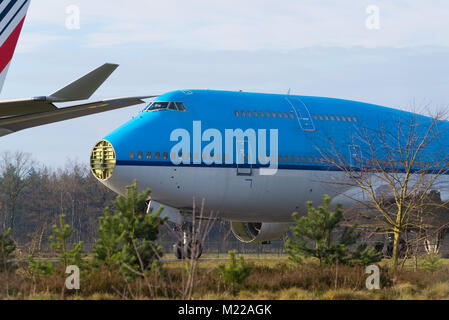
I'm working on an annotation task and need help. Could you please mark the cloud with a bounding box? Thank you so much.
[22,0,449,50]
[15,33,67,53]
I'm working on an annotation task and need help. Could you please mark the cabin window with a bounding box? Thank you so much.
[146,152,152,159]
[278,156,282,163]
[155,152,160,159]
[319,115,324,120]
[341,116,346,122]
[253,111,258,117]
[272,112,277,118]
[284,112,289,118]
[278,112,283,118]
[324,115,329,120]
[296,156,301,163]
[290,156,295,163]
[234,110,239,116]
[353,116,358,122]
[138,152,143,159]
[347,117,352,122]
[266,112,271,118]
[129,152,134,159]
[290,112,295,119]
[163,152,168,160]
[247,111,252,117]
[284,156,289,162]
[241,110,246,116]
[336,116,341,121]
[330,115,335,121]
[313,114,318,120]
[260,111,265,117]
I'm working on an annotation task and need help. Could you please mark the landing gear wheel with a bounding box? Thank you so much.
[184,239,203,260]
[378,236,407,258]
[424,230,445,255]
[173,240,185,260]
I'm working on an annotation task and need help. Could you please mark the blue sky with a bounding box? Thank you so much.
[0,0,449,167]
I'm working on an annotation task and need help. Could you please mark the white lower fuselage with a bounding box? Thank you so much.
[103,165,347,222]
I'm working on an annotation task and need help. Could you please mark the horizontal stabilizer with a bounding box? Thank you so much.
[49,63,119,102]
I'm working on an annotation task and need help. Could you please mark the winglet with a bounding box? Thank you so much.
[48,63,119,102]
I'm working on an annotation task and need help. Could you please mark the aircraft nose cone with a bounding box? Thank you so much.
[90,140,116,180]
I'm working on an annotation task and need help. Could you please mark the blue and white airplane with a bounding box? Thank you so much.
[90,89,449,255]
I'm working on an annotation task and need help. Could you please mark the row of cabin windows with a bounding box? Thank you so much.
[129,152,168,160]
[128,151,340,165]
[128,151,443,169]
[313,114,358,122]
[234,110,296,119]
[233,110,358,122]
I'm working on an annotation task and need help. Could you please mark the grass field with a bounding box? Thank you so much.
[2,253,449,300]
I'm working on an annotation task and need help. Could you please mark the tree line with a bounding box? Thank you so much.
[0,151,116,251]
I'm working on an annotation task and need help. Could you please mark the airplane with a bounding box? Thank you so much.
[0,0,154,137]
[90,89,449,259]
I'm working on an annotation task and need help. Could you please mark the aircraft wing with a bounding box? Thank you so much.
[0,96,155,137]
[0,63,158,137]
[0,63,120,118]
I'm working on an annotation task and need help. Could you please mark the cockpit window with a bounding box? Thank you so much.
[168,102,177,110]
[147,102,169,111]
[176,102,186,111]
[145,101,187,112]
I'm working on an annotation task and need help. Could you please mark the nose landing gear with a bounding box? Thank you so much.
[172,225,203,260]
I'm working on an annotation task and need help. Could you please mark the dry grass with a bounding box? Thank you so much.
[1,255,449,300]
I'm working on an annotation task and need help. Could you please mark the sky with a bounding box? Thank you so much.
[0,0,449,168]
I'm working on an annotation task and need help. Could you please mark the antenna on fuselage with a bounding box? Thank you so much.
[287,88,291,95]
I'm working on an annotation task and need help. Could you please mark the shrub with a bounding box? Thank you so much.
[49,214,84,268]
[285,194,381,266]
[0,228,16,272]
[28,257,54,278]
[421,253,444,273]
[218,250,252,295]
[93,180,166,278]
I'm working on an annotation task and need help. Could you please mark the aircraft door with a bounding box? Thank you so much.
[236,138,253,176]
[348,144,362,167]
[285,97,315,132]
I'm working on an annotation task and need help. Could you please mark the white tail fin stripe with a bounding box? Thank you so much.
[0,0,19,21]
[0,0,28,47]
[0,0,28,44]
[0,0,23,31]
[0,61,10,93]
[0,1,12,16]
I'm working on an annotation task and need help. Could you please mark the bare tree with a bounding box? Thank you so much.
[0,151,35,232]
[318,109,449,269]
[163,198,217,299]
